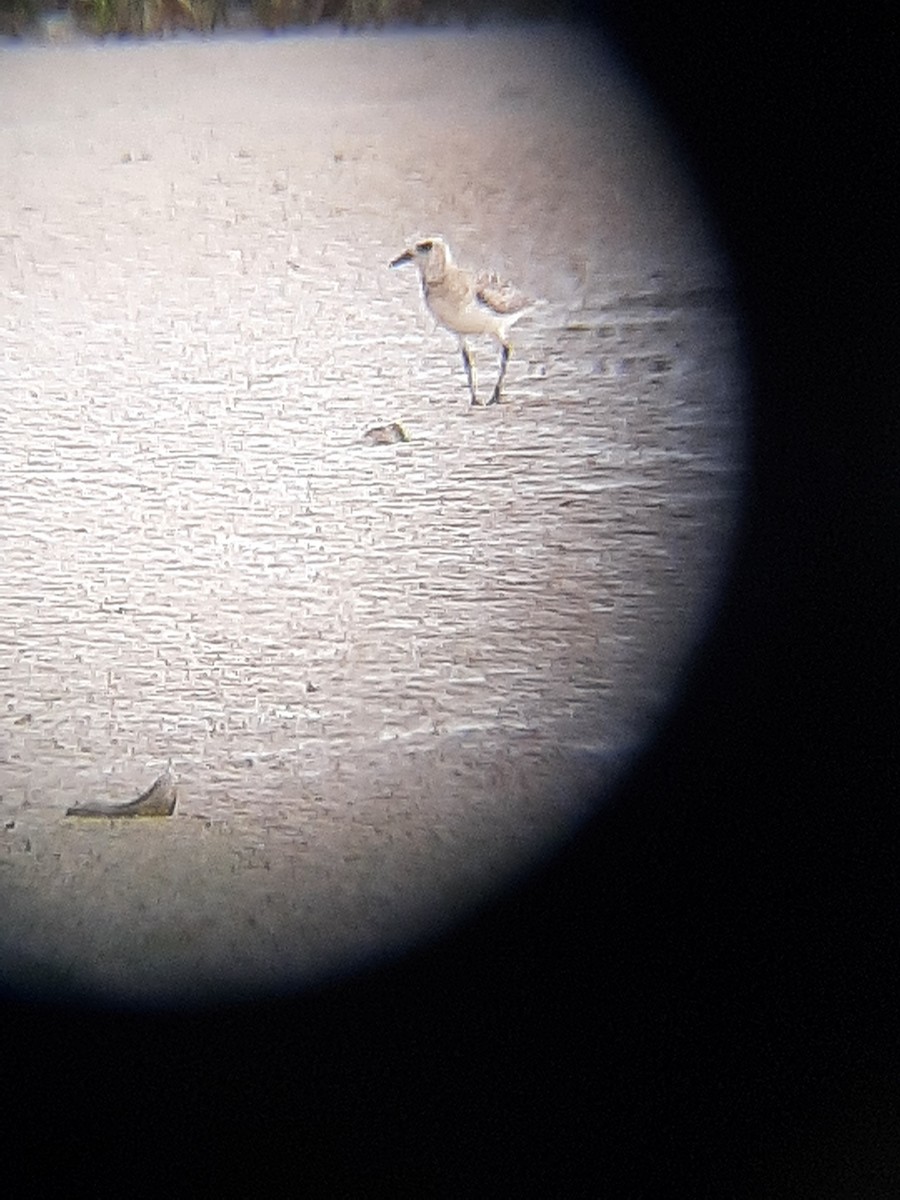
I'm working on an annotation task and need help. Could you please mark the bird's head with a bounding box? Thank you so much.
[389,236,451,280]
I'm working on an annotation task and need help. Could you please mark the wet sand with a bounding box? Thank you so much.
[0,26,744,1004]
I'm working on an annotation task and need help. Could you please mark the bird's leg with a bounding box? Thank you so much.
[461,341,480,406]
[488,342,511,406]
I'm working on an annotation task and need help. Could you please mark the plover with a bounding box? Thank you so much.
[390,236,534,406]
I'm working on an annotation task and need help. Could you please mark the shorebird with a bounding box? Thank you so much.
[390,236,534,406]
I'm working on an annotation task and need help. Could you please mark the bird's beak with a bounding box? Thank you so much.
[389,249,414,268]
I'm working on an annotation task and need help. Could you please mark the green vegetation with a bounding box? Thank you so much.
[0,0,38,37]
[68,0,226,35]
[251,0,326,31]
[2,0,538,36]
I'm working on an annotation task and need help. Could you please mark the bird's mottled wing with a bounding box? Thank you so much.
[475,272,531,316]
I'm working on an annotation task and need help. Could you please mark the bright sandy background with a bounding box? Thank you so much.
[0,26,744,1004]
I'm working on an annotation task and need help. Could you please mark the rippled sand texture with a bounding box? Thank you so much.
[0,28,744,1003]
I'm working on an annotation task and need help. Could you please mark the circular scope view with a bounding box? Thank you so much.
[0,23,745,1006]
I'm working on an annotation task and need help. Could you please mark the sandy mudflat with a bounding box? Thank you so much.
[0,26,744,1004]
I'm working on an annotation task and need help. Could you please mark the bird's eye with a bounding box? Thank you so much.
[418,240,433,252]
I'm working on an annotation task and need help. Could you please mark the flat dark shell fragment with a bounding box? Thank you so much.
[66,768,177,818]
